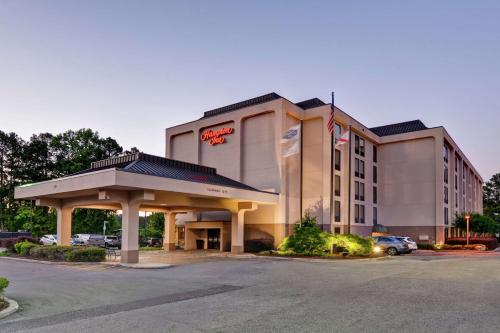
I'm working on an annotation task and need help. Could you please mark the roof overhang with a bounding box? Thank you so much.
[15,168,279,206]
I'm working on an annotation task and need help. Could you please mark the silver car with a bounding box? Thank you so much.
[87,234,106,247]
[394,236,418,252]
[373,236,410,256]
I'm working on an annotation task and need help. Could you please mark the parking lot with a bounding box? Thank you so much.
[1,253,500,333]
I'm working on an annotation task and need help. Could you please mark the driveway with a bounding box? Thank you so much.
[1,254,500,332]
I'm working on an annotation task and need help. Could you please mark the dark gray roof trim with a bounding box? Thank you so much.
[370,120,428,137]
[78,153,274,193]
[295,98,326,110]
[203,93,282,118]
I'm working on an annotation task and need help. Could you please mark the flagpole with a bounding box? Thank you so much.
[329,92,335,232]
[300,120,303,219]
[347,125,352,234]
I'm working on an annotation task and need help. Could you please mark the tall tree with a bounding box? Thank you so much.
[483,173,500,222]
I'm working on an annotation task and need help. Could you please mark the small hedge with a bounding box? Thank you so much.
[0,277,8,295]
[418,243,487,251]
[278,214,373,257]
[446,237,498,250]
[30,245,74,261]
[0,237,40,251]
[14,241,39,256]
[63,247,106,262]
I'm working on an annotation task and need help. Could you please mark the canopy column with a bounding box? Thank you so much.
[121,202,140,264]
[231,202,257,254]
[56,207,73,246]
[163,212,177,251]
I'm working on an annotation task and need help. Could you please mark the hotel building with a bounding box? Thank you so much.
[15,93,483,263]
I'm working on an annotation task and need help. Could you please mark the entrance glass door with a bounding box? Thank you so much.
[207,229,221,250]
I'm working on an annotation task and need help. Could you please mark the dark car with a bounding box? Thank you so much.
[87,234,106,247]
[373,236,411,256]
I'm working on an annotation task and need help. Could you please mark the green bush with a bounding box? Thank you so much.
[278,214,373,257]
[0,277,8,295]
[14,241,38,256]
[417,243,435,250]
[63,247,105,262]
[29,245,73,260]
[328,234,374,257]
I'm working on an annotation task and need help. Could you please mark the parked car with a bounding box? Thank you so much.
[87,234,106,247]
[373,236,410,256]
[40,234,57,245]
[0,231,32,239]
[394,236,418,252]
[104,235,120,248]
[72,234,91,245]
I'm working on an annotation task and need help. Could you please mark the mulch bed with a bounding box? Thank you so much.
[0,298,8,312]
[256,253,383,260]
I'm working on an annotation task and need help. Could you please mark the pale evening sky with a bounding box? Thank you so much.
[0,0,498,180]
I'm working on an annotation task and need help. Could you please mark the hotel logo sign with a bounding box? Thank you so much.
[200,127,234,146]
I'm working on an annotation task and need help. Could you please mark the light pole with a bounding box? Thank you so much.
[465,214,471,245]
[103,221,109,236]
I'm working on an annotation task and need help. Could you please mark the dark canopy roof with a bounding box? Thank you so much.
[75,153,270,193]
[370,120,428,137]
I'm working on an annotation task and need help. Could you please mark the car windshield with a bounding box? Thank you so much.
[106,236,117,240]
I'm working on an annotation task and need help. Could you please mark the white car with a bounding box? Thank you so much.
[40,234,57,245]
[72,234,91,245]
[395,236,418,251]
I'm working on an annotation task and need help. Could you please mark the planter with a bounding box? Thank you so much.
[0,297,19,319]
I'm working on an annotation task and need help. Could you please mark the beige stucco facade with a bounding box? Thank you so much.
[165,93,483,245]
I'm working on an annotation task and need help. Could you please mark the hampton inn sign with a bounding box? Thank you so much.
[200,127,234,145]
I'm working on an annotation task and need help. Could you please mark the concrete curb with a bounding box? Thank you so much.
[0,256,116,266]
[118,263,173,269]
[249,254,389,263]
[0,297,19,320]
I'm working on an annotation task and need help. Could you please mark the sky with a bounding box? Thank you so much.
[0,0,498,180]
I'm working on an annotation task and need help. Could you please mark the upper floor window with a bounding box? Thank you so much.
[355,204,365,224]
[444,166,448,184]
[334,149,341,171]
[444,207,449,225]
[443,145,449,163]
[355,181,365,201]
[373,166,377,183]
[373,146,377,163]
[444,186,449,204]
[373,186,377,204]
[355,135,365,157]
[355,158,365,179]
[334,123,342,141]
[335,175,341,196]
[455,175,458,190]
[373,207,378,225]
[455,156,458,172]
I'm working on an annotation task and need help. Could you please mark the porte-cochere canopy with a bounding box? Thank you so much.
[15,153,278,263]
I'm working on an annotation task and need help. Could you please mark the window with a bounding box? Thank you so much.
[334,175,341,196]
[444,186,448,204]
[334,149,341,171]
[373,166,377,183]
[444,207,449,225]
[334,227,341,234]
[455,156,458,172]
[373,146,377,163]
[355,181,359,200]
[334,201,341,222]
[355,204,365,224]
[355,159,365,179]
[373,186,377,204]
[334,123,342,141]
[373,207,378,225]
[354,135,365,157]
[355,181,365,201]
[443,145,449,163]
[455,193,458,208]
[455,175,458,190]
[444,166,448,184]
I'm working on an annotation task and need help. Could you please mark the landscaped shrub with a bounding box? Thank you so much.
[245,239,274,253]
[279,215,330,256]
[417,243,435,250]
[0,237,40,251]
[278,214,373,257]
[63,247,106,262]
[0,277,8,295]
[446,237,498,250]
[29,245,74,260]
[14,241,38,256]
[328,234,374,257]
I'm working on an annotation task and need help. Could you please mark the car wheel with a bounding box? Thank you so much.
[386,247,398,256]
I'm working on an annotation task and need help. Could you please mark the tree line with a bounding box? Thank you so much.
[0,128,139,236]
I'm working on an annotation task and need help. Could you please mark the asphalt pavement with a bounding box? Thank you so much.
[1,254,500,333]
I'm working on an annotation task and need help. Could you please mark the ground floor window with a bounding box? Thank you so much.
[373,207,378,225]
[334,201,341,222]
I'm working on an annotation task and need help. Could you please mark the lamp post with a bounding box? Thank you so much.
[103,221,109,236]
[465,214,471,245]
